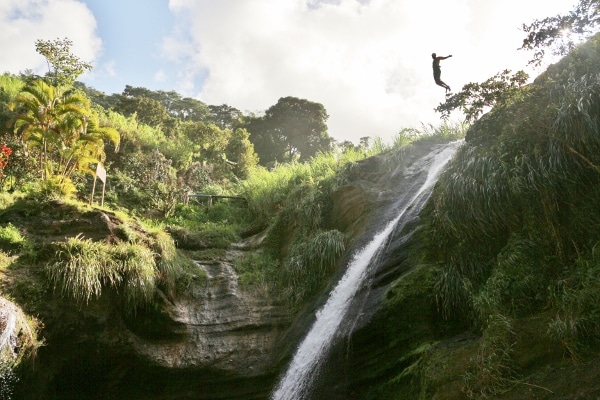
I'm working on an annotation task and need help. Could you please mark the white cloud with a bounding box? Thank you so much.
[2,0,579,145]
[154,69,168,83]
[0,0,100,77]
[166,0,579,144]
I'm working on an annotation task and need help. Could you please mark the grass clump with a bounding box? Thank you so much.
[109,243,157,309]
[463,314,516,398]
[46,237,107,304]
[45,236,158,311]
[280,229,345,305]
[233,252,279,296]
[547,242,600,357]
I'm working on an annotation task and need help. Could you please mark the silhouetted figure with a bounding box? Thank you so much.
[432,53,452,92]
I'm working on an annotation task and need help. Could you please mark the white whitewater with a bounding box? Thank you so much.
[271,141,462,400]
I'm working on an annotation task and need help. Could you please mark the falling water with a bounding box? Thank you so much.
[271,141,462,400]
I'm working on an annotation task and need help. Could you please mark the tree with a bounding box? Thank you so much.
[225,128,258,179]
[10,80,78,178]
[10,79,119,181]
[56,110,120,180]
[245,97,332,165]
[0,73,25,133]
[244,115,284,166]
[435,70,529,122]
[115,95,171,128]
[35,38,92,87]
[121,85,210,122]
[520,0,600,66]
[171,97,210,122]
[74,82,121,111]
[208,104,244,129]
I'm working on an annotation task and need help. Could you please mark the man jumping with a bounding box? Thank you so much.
[432,53,452,92]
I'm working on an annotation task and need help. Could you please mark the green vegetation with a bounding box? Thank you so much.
[424,32,600,331]
[46,237,156,308]
[355,3,600,397]
[0,223,31,255]
[0,31,467,399]
[366,30,600,400]
[2,2,599,398]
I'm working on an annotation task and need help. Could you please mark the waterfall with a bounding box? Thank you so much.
[271,141,462,400]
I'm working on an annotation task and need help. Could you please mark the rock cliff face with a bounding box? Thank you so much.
[15,236,293,399]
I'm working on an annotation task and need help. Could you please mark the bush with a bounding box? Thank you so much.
[23,176,78,200]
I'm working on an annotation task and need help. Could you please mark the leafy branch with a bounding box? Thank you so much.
[434,70,529,122]
[520,0,600,66]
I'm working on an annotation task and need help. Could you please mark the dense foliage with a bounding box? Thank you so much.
[244,96,333,165]
[402,32,600,397]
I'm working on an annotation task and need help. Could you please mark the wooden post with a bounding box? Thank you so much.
[90,175,97,205]
[91,163,107,206]
[100,179,106,207]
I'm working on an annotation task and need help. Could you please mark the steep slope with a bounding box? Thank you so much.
[311,33,600,399]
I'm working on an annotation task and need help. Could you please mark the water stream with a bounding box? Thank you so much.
[271,141,462,400]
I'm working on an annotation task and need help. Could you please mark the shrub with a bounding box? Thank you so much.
[25,176,78,200]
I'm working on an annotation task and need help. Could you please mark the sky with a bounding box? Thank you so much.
[0,0,580,145]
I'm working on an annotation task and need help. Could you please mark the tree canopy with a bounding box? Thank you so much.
[245,96,332,166]
[520,0,600,66]
[35,38,93,87]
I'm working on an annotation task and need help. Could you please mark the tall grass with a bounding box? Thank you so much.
[280,229,345,305]
[46,237,107,303]
[548,242,600,357]
[109,243,157,309]
[46,236,160,311]
[239,146,370,224]
[463,313,516,398]
[398,121,468,146]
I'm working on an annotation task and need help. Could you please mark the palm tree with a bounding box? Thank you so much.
[10,80,61,178]
[56,112,120,180]
[10,80,119,182]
